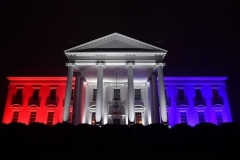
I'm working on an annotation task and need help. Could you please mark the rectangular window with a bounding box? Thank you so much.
[16,89,23,101]
[195,89,203,100]
[212,89,220,100]
[49,89,57,101]
[32,89,40,101]
[47,112,54,126]
[198,112,205,123]
[135,112,142,124]
[69,111,73,124]
[93,89,97,101]
[215,111,223,125]
[180,112,188,124]
[178,89,185,101]
[114,89,120,101]
[91,112,96,125]
[12,111,19,123]
[135,89,141,101]
[29,112,37,123]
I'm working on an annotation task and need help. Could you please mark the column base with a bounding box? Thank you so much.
[95,119,102,126]
[128,121,135,126]
[162,122,168,126]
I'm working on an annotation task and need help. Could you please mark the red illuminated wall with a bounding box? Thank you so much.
[2,77,84,125]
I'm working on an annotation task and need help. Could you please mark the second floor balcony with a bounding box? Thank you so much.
[194,97,206,107]
[11,95,23,106]
[28,98,40,106]
[46,97,58,106]
[212,97,224,106]
[177,96,188,106]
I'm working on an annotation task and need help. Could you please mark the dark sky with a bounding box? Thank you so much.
[0,0,239,122]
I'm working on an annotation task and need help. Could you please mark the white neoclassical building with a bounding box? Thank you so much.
[3,33,232,126]
[63,33,168,125]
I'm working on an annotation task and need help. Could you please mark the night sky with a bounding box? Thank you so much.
[0,0,239,122]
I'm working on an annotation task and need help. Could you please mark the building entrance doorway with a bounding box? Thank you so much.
[113,119,121,125]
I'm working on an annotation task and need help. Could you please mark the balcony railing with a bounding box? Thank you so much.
[194,98,206,107]
[28,98,40,106]
[11,96,23,106]
[177,96,188,106]
[46,97,58,106]
[212,97,224,106]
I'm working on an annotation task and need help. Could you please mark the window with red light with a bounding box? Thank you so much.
[47,112,54,126]
[12,111,19,123]
[29,111,37,124]
[49,89,57,101]
[135,112,142,124]
[16,89,23,101]
[32,89,40,101]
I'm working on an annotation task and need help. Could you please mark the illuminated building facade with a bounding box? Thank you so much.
[2,33,232,126]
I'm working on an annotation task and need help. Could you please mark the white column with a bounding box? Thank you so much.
[151,73,160,123]
[127,62,135,124]
[96,62,104,124]
[78,77,84,124]
[73,72,80,125]
[156,62,167,124]
[63,62,75,122]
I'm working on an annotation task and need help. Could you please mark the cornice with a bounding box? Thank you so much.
[7,76,228,82]
[7,77,76,81]
[65,52,165,57]
[164,77,228,81]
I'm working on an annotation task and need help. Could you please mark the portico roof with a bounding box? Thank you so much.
[64,33,167,59]
[64,33,168,83]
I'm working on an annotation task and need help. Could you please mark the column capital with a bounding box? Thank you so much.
[126,61,135,67]
[66,62,75,67]
[156,62,165,67]
[96,61,105,67]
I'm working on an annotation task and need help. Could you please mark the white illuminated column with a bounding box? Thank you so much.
[156,62,167,124]
[73,72,80,125]
[127,62,135,124]
[151,73,160,123]
[96,62,104,124]
[78,77,84,124]
[63,62,75,122]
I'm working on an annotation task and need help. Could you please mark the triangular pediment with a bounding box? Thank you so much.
[65,33,167,52]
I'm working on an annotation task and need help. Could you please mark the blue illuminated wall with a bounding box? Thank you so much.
[158,77,232,127]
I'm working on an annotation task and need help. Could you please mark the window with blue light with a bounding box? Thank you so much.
[198,112,205,123]
[178,89,185,101]
[195,89,203,100]
[180,112,188,124]
[215,111,223,125]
